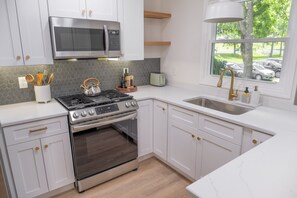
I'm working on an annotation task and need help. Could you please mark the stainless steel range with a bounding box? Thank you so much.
[56,90,139,192]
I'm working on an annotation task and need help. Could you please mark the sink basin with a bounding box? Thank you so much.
[184,97,253,115]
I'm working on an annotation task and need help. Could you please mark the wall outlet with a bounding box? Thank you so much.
[18,77,28,89]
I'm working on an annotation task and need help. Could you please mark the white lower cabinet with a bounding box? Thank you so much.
[8,140,48,198]
[196,131,241,179]
[168,122,197,178]
[241,129,273,153]
[167,104,242,180]
[5,116,74,198]
[137,100,153,157]
[153,101,168,160]
[41,133,74,191]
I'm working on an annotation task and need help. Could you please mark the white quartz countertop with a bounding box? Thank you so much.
[1,86,297,198]
[130,85,297,198]
[0,99,68,127]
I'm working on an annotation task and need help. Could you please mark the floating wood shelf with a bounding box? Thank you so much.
[144,11,171,19]
[144,41,171,46]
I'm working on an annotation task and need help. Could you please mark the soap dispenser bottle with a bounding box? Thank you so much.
[241,87,251,103]
[251,86,261,106]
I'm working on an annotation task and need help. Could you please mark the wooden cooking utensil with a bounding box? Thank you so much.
[36,73,44,86]
[25,74,35,85]
[48,73,54,85]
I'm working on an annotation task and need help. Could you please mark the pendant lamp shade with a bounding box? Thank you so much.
[204,1,244,23]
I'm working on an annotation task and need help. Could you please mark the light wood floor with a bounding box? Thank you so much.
[54,157,192,198]
[0,165,8,197]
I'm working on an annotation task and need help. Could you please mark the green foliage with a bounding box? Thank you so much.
[212,56,227,75]
[216,0,291,39]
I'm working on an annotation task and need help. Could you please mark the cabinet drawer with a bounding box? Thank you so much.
[198,115,243,145]
[4,116,68,146]
[168,105,198,130]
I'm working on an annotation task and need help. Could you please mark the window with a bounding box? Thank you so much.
[200,0,297,98]
[211,0,291,83]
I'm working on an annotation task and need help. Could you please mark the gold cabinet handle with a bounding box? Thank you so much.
[35,147,40,151]
[192,134,195,139]
[197,136,201,141]
[16,56,22,60]
[89,10,93,17]
[44,144,49,149]
[252,139,258,145]
[25,55,30,60]
[82,9,86,16]
[29,127,48,133]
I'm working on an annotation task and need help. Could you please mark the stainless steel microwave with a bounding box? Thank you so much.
[49,17,121,59]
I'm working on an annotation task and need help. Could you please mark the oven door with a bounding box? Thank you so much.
[70,111,137,181]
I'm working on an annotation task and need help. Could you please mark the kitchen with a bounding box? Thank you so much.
[1,0,297,198]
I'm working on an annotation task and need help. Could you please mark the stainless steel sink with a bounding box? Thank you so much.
[184,97,253,115]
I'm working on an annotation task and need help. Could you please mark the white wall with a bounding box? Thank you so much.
[159,0,204,85]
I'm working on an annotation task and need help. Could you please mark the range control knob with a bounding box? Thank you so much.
[131,101,136,107]
[81,111,87,117]
[125,102,131,108]
[89,109,95,116]
[73,112,79,119]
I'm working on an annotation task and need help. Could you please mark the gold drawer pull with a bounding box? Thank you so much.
[44,144,49,149]
[192,134,195,139]
[197,136,201,141]
[25,55,30,60]
[29,127,48,133]
[35,147,40,151]
[252,139,258,145]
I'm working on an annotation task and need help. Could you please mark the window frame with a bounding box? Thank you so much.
[199,0,297,99]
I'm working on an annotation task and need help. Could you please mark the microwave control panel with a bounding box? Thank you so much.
[109,30,120,51]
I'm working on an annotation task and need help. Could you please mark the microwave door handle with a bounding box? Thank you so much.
[103,25,109,55]
[71,112,137,133]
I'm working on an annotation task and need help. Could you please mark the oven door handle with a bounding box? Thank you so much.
[71,112,137,133]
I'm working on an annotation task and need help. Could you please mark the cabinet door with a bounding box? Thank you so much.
[8,140,48,198]
[153,100,168,160]
[15,0,53,65]
[48,0,86,19]
[86,0,118,21]
[198,131,241,178]
[137,100,153,157]
[0,0,23,66]
[168,122,196,178]
[241,129,273,153]
[118,0,144,60]
[41,133,74,191]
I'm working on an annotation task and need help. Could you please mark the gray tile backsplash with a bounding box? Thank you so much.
[0,58,160,105]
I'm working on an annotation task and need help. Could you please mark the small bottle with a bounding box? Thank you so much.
[120,76,125,88]
[251,86,261,106]
[241,87,251,103]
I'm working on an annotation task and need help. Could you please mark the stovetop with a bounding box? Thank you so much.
[56,90,133,111]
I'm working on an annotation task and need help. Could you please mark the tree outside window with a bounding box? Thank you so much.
[211,0,291,83]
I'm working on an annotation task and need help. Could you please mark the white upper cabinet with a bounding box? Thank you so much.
[118,0,144,60]
[47,0,86,19]
[16,0,53,65]
[48,0,118,21]
[0,0,23,66]
[0,0,53,66]
[86,0,118,21]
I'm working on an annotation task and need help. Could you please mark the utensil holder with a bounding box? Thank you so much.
[34,85,51,103]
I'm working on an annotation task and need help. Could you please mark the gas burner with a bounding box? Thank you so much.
[56,90,133,111]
